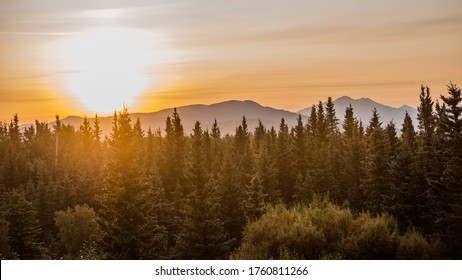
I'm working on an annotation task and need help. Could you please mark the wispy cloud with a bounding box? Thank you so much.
[0,31,78,36]
[1,0,461,120]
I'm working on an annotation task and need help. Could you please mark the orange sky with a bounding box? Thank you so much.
[1,0,461,123]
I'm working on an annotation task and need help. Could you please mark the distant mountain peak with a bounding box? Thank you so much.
[335,96,354,102]
[299,96,417,129]
[399,105,415,111]
[213,99,261,107]
[242,99,259,104]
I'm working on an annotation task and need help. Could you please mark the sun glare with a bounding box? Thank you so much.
[58,28,155,114]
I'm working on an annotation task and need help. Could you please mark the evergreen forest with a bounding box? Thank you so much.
[0,83,461,260]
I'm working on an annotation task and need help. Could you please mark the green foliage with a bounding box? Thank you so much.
[175,121,229,259]
[159,108,186,202]
[417,85,435,154]
[54,204,103,258]
[396,229,443,259]
[325,97,339,138]
[243,176,268,219]
[0,216,14,259]
[2,190,44,259]
[75,241,106,260]
[175,179,229,259]
[276,118,294,203]
[343,105,356,139]
[233,197,441,260]
[234,116,253,189]
[361,108,393,214]
[433,82,462,258]
[339,212,398,259]
[98,107,167,259]
[217,152,245,250]
[292,114,307,177]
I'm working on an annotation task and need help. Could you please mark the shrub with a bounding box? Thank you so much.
[54,204,103,258]
[396,229,443,259]
[232,197,442,259]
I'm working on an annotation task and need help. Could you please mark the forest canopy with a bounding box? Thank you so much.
[0,83,461,259]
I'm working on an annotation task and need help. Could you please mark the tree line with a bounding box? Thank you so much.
[0,83,460,259]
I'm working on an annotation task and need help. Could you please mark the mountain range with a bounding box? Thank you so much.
[22,96,418,136]
[298,96,418,130]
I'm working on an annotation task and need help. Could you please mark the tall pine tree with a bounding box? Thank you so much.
[175,121,229,259]
[99,107,166,259]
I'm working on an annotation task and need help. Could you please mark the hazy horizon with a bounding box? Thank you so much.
[7,95,415,126]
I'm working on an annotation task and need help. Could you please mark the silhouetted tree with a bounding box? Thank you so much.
[361,108,392,214]
[98,107,166,259]
[175,121,229,259]
[3,190,43,259]
[434,83,462,258]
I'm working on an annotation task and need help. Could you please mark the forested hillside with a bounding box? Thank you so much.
[0,84,460,259]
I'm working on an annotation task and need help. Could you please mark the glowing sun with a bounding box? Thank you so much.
[59,28,154,114]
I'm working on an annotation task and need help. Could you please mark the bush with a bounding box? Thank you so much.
[231,204,325,259]
[232,197,442,259]
[339,213,398,259]
[396,229,443,259]
[54,204,103,258]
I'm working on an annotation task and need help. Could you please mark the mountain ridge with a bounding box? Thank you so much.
[19,97,417,136]
[298,96,417,128]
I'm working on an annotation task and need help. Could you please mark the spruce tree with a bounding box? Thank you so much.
[3,190,43,259]
[8,114,21,147]
[276,118,294,204]
[25,159,56,245]
[243,175,268,220]
[441,82,462,135]
[93,114,102,143]
[306,105,317,137]
[389,112,424,230]
[209,120,223,180]
[175,121,229,259]
[417,85,435,150]
[341,105,364,212]
[145,128,155,172]
[292,114,307,177]
[251,142,279,205]
[253,119,266,153]
[79,116,92,149]
[361,108,392,214]
[99,107,166,259]
[310,101,337,199]
[211,119,221,139]
[315,101,327,143]
[217,151,245,250]
[325,98,342,201]
[385,121,399,156]
[0,216,13,259]
[234,116,252,192]
[74,116,103,208]
[159,109,186,202]
[343,105,356,139]
[416,85,437,189]
[435,83,462,258]
[325,97,339,138]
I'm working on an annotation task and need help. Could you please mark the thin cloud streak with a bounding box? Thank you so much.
[0,0,461,122]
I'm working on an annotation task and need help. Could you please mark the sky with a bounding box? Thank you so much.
[1,0,461,123]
